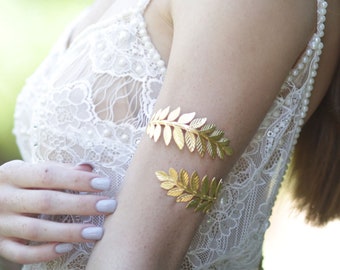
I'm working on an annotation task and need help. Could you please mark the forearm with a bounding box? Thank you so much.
[86,135,216,269]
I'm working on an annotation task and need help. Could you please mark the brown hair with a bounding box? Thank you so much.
[292,61,340,226]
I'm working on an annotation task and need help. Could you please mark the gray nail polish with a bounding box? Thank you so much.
[91,177,111,191]
[96,199,117,213]
[81,227,104,240]
[55,243,74,254]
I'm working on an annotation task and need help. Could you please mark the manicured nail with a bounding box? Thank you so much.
[96,199,117,213]
[81,227,104,240]
[91,177,111,191]
[55,243,74,254]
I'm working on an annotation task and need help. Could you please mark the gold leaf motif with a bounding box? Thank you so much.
[159,106,170,120]
[148,107,233,159]
[189,118,207,129]
[219,137,230,145]
[196,201,212,213]
[216,179,223,196]
[155,170,171,181]
[179,169,190,187]
[190,171,200,192]
[173,126,185,150]
[200,124,215,133]
[176,193,194,203]
[201,176,210,196]
[212,179,223,198]
[153,124,162,142]
[161,181,176,190]
[167,107,181,121]
[186,198,199,209]
[207,141,217,159]
[196,135,206,157]
[216,147,224,160]
[210,130,224,140]
[155,168,223,213]
[153,109,162,121]
[163,125,172,146]
[185,131,196,152]
[168,187,184,197]
[209,178,218,197]
[178,112,196,124]
[169,168,178,180]
[225,146,234,156]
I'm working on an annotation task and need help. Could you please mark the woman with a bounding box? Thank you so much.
[0,0,339,269]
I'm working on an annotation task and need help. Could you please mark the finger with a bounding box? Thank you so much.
[5,189,116,215]
[0,238,72,265]
[0,216,103,243]
[74,162,94,172]
[0,160,111,192]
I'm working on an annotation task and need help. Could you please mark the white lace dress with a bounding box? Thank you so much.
[13,0,328,269]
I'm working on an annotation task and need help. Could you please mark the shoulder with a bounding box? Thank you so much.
[169,0,317,67]
[171,0,317,32]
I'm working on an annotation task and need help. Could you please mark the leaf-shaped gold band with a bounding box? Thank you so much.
[147,107,233,159]
[155,168,222,213]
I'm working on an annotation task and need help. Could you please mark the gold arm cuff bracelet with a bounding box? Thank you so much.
[155,168,222,213]
[147,107,233,160]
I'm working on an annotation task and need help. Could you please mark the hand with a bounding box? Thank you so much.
[0,160,116,264]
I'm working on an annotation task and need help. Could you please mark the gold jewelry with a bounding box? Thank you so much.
[147,107,233,159]
[155,168,222,213]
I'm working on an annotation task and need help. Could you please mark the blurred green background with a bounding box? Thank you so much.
[0,0,91,165]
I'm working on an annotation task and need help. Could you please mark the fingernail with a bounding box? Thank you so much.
[96,199,117,213]
[91,177,111,191]
[55,243,74,254]
[81,227,104,240]
[75,162,95,171]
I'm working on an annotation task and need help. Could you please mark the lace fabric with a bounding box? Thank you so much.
[13,0,328,269]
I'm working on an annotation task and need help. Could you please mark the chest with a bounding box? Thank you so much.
[70,0,173,64]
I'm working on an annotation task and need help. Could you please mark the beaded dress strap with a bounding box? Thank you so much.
[316,0,328,37]
[283,0,327,147]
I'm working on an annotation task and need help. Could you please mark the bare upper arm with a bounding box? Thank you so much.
[154,0,317,158]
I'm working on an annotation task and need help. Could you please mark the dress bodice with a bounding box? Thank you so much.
[14,0,328,269]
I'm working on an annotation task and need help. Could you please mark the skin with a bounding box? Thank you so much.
[0,162,113,264]
[87,0,340,269]
[1,0,339,268]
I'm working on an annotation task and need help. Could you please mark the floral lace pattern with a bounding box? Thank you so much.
[13,0,327,269]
